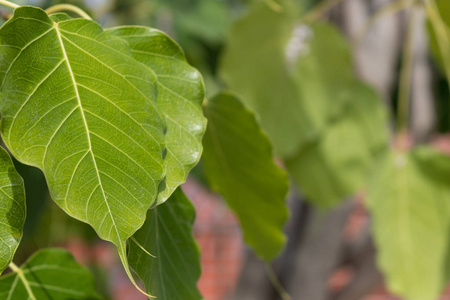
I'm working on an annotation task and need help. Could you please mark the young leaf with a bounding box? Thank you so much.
[0,147,25,275]
[285,83,388,207]
[202,92,289,261]
[105,26,206,205]
[127,188,202,300]
[367,147,450,300]
[220,0,354,157]
[0,248,100,299]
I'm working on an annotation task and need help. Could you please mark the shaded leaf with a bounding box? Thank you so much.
[0,147,25,274]
[285,83,388,207]
[127,188,202,300]
[202,92,289,260]
[367,147,450,300]
[106,25,206,204]
[0,248,100,300]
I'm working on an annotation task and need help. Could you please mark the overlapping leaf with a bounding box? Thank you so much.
[367,147,450,300]
[285,83,388,207]
[220,0,353,157]
[106,26,206,204]
[0,248,100,299]
[0,6,205,292]
[0,147,25,275]
[202,92,289,260]
[127,188,202,299]
[0,5,163,252]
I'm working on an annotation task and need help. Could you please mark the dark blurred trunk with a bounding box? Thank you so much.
[229,193,354,300]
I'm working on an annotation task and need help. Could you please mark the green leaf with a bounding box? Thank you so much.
[0,248,100,300]
[0,147,25,274]
[202,92,289,260]
[127,188,202,300]
[105,26,206,204]
[0,6,193,293]
[285,83,388,207]
[367,147,450,300]
[220,0,354,157]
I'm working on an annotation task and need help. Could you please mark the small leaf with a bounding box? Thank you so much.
[127,188,202,300]
[285,82,388,207]
[367,147,450,300]
[0,147,25,274]
[202,92,289,260]
[0,248,100,300]
[106,26,206,204]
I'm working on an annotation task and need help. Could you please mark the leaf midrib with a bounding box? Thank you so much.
[54,22,120,244]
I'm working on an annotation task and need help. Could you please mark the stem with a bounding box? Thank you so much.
[303,0,346,23]
[397,6,417,132]
[0,0,19,9]
[264,263,292,300]
[45,4,92,20]
[9,262,36,300]
[131,237,156,258]
[425,0,450,88]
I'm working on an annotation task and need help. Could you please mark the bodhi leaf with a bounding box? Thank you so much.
[0,147,25,275]
[0,6,205,293]
[202,92,289,260]
[127,188,202,299]
[220,0,354,157]
[105,26,206,205]
[0,248,100,299]
[285,83,388,207]
[367,147,450,300]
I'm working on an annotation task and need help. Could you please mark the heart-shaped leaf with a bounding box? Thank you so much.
[0,147,25,275]
[0,248,100,299]
[0,6,196,293]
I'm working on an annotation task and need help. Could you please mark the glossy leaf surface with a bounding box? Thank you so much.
[0,248,99,300]
[106,26,206,204]
[202,92,289,260]
[367,147,450,300]
[0,6,164,256]
[0,147,25,275]
[127,188,202,299]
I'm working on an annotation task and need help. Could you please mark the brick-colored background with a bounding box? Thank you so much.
[67,178,450,299]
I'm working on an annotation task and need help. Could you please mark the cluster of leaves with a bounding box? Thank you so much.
[218,0,450,300]
[1,0,450,300]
